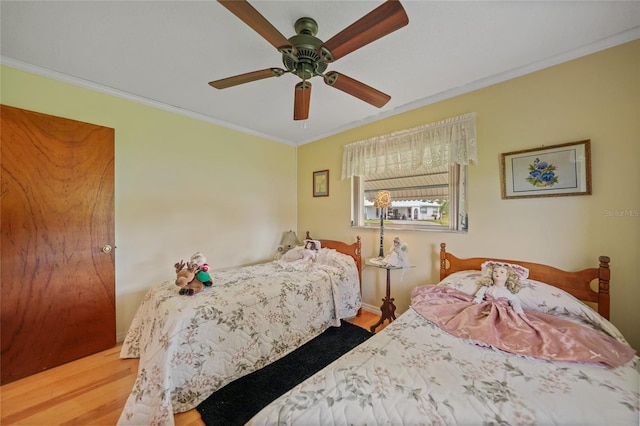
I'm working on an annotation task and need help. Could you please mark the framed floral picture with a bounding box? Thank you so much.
[313,169,329,197]
[500,140,591,199]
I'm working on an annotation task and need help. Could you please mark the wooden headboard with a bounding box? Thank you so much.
[439,243,611,320]
[306,232,362,315]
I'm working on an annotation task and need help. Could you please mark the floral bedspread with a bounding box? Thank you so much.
[118,252,361,426]
[248,308,640,425]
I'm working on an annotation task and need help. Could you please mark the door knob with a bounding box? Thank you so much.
[101,244,113,253]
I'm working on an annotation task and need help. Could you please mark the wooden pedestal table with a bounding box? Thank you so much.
[367,263,412,332]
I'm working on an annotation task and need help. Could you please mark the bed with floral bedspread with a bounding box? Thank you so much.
[118,242,361,426]
[248,245,639,425]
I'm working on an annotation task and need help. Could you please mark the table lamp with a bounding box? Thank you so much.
[373,190,391,258]
[281,230,300,252]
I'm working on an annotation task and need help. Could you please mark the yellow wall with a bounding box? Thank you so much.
[297,40,640,350]
[2,40,638,350]
[1,65,298,340]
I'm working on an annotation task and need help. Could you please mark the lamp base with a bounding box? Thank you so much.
[378,213,385,258]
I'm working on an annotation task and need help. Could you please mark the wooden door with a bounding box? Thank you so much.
[1,105,115,384]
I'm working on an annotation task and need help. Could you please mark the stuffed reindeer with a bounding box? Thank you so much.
[174,260,204,296]
[174,252,213,296]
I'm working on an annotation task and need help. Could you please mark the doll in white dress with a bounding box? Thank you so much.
[382,237,410,268]
[301,240,318,262]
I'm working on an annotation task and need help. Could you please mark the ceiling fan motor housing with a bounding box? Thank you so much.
[282,17,329,80]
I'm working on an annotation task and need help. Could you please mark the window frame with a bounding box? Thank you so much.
[350,164,468,233]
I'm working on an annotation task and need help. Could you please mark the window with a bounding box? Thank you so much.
[351,164,468,231]
[343,113,476,232]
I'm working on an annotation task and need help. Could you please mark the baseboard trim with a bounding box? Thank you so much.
[361,302,381,314]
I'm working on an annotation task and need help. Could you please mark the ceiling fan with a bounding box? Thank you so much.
[209,0,409,120]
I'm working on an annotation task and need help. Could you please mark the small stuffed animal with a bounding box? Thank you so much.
[174,252,213,295]
[190,252,213,287]
[174,260,203,296]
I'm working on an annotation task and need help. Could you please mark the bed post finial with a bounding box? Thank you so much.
[598,255,610,320]
[440,243,447,280]
[305,231,311,240]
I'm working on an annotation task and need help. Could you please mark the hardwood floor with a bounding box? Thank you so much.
[0,310,384,425]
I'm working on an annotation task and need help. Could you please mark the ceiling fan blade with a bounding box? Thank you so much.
[294,81,312,121]
[209,68,286,89]
[321,0,408,62]
[218,0,293,51]
[323,71,390,108]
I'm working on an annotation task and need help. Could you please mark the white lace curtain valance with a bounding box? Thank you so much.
[341,112,477,179]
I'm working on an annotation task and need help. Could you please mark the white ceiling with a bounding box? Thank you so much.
[2,1,639,146]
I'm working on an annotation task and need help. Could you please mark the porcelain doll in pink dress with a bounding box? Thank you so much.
[473,263,524,315]
[410,261,635,367]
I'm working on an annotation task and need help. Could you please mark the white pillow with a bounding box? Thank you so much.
[315,248,334,265]
[518,277,628,343]
[316,249,358,276]
[438,269,595,319]
[437,270,483,295]
[281,246,304,262]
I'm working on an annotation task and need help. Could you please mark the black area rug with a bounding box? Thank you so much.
[196,320,373,426]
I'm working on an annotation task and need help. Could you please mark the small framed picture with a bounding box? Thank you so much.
[500,140,591,199]
[313,170,329,197]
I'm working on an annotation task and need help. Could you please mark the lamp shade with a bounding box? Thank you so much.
[281,230,300,250]
[374,190,392,208]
